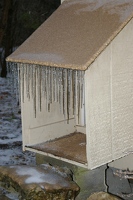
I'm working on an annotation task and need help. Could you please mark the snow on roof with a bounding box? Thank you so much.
[6,0,133,70]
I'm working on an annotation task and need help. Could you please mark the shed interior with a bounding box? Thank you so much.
[12,63,88,168]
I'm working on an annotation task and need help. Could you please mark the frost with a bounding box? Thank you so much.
[63,0,133,22]
[11,166,70,187]
[0,76,35,166]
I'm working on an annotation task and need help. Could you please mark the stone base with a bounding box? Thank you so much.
[36,153,107,200]
[87,192,122,200]
[106,167,133,200]
[107,154,133,200]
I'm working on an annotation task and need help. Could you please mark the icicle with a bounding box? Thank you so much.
[44,67,47,104]
[17,63,21,108]
[6,62,16,111]
[6,62,10,75]
[81,70,85,126]
[41,67,45,100]
[12,63,17,110]
[81,71,84,108]
[67,69,71,122]
[58,68,63,113]
[52,67,56,102]
[50,67,53,104]
[62,69,65,118]
[45,66,49,111]
[48,67,51,112]
[77,70,81,124]
[15,63,19,104]
[69,69,72,116]
[39,66,42,111]
[30,64,34,99]
[37,66,42,111]
[47,66,50,112]
[28,65,31,100]
[72,70,77,118]
[56,68,59,103]
[12,63,17,101]
[10,63,14,96]
[25,64,30,100]
[7,62,86,125]
[6,62,11,85]
[62,68,68,121]
[33,66,37,117]
[25,64,28,99]
[20,63,25,103]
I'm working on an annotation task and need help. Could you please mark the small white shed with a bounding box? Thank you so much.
[6,0,133,169]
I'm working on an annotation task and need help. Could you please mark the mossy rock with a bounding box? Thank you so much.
[0,165,80,200]
[87,192,122,200]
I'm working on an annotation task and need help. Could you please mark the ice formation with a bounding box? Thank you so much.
[7,62,85,124]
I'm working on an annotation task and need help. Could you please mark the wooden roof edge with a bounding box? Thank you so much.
[6,14,133,71]
[6,57,84,71]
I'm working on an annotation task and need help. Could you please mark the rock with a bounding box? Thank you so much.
[0,194,11,200]
[0,187,15,200]
[0,165,79,200]
[87,192,122,200]
[0,192,11,200]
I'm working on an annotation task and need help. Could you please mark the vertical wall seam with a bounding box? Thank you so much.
[110,43,113,160]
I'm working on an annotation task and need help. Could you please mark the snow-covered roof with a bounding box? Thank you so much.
[6,0,133,70]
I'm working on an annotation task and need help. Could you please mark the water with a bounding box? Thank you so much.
[7,62,85,125]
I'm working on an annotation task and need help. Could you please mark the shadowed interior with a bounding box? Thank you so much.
[27,132,87,164]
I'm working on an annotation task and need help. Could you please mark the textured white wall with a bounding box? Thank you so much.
[111,19,133,160]
[85,18,133,169]
[85,44,112,169]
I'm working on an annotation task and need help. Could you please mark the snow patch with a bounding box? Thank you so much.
[0,77,36,166]
[63,0,133,22]
[10,166,69,186]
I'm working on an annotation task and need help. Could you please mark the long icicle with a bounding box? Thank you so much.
[59,68,63,113]
[21,63,25,103]
[17,63,21,108]
[62,68,66,119]
[33,65,37,117]
[77,70,81,124]
[7,62,86,125]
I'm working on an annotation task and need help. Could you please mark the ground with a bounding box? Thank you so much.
[0,76,36,166]
[0,76,36,199]
[0,76,79,200]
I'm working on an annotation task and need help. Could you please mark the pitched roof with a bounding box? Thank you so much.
[6,0,133,70]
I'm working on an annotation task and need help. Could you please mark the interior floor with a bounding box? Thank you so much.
[27,132,87,164]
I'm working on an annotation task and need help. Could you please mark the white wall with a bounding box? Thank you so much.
[111,19,133,160]
[85,18,133,169]
[85,44,112,169]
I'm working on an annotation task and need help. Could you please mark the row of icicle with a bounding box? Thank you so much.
[7,62,85,124]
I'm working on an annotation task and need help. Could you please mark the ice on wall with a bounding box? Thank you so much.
[7,62,85,125]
